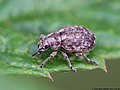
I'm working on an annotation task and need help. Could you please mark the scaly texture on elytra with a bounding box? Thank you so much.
[32,26,96,72]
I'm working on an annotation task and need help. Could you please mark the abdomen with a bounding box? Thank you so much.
[59,26,96,53]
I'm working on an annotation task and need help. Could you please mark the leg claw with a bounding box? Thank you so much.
[40,63,44,68]
[71,66,77,72]
[89,60,97,65]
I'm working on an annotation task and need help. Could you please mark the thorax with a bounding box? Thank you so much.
[46,32,61,50]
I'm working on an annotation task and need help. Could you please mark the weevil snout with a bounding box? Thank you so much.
[37,49,43,56]
[32,49,43,57]
[32,45,50,57]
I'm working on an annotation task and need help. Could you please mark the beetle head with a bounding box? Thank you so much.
[32,34,50,57]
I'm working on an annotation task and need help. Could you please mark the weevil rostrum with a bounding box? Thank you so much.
[32,26,97,72]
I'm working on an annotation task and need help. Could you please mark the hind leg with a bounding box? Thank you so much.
[74,53,97,65]
[61,51,77,72]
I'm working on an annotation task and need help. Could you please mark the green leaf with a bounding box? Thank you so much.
[0,0,119,79]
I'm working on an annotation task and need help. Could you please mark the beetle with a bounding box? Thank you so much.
[32,25,97,72]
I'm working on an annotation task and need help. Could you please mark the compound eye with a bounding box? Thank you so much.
[45,45,49,49]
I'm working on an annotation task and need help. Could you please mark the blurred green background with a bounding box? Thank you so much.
[0,0,120,90]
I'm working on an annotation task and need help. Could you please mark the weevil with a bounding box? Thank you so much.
[32,26,97,72]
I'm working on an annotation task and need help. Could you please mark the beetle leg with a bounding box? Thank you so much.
[81,53,97,65]
[61,51,77,72]
[40,51,57,68]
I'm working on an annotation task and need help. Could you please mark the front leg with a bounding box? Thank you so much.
[40,51,57,68]
[61,51,77,72]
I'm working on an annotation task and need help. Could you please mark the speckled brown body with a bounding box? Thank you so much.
[32,25,97,72]
[46,26,96,53]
